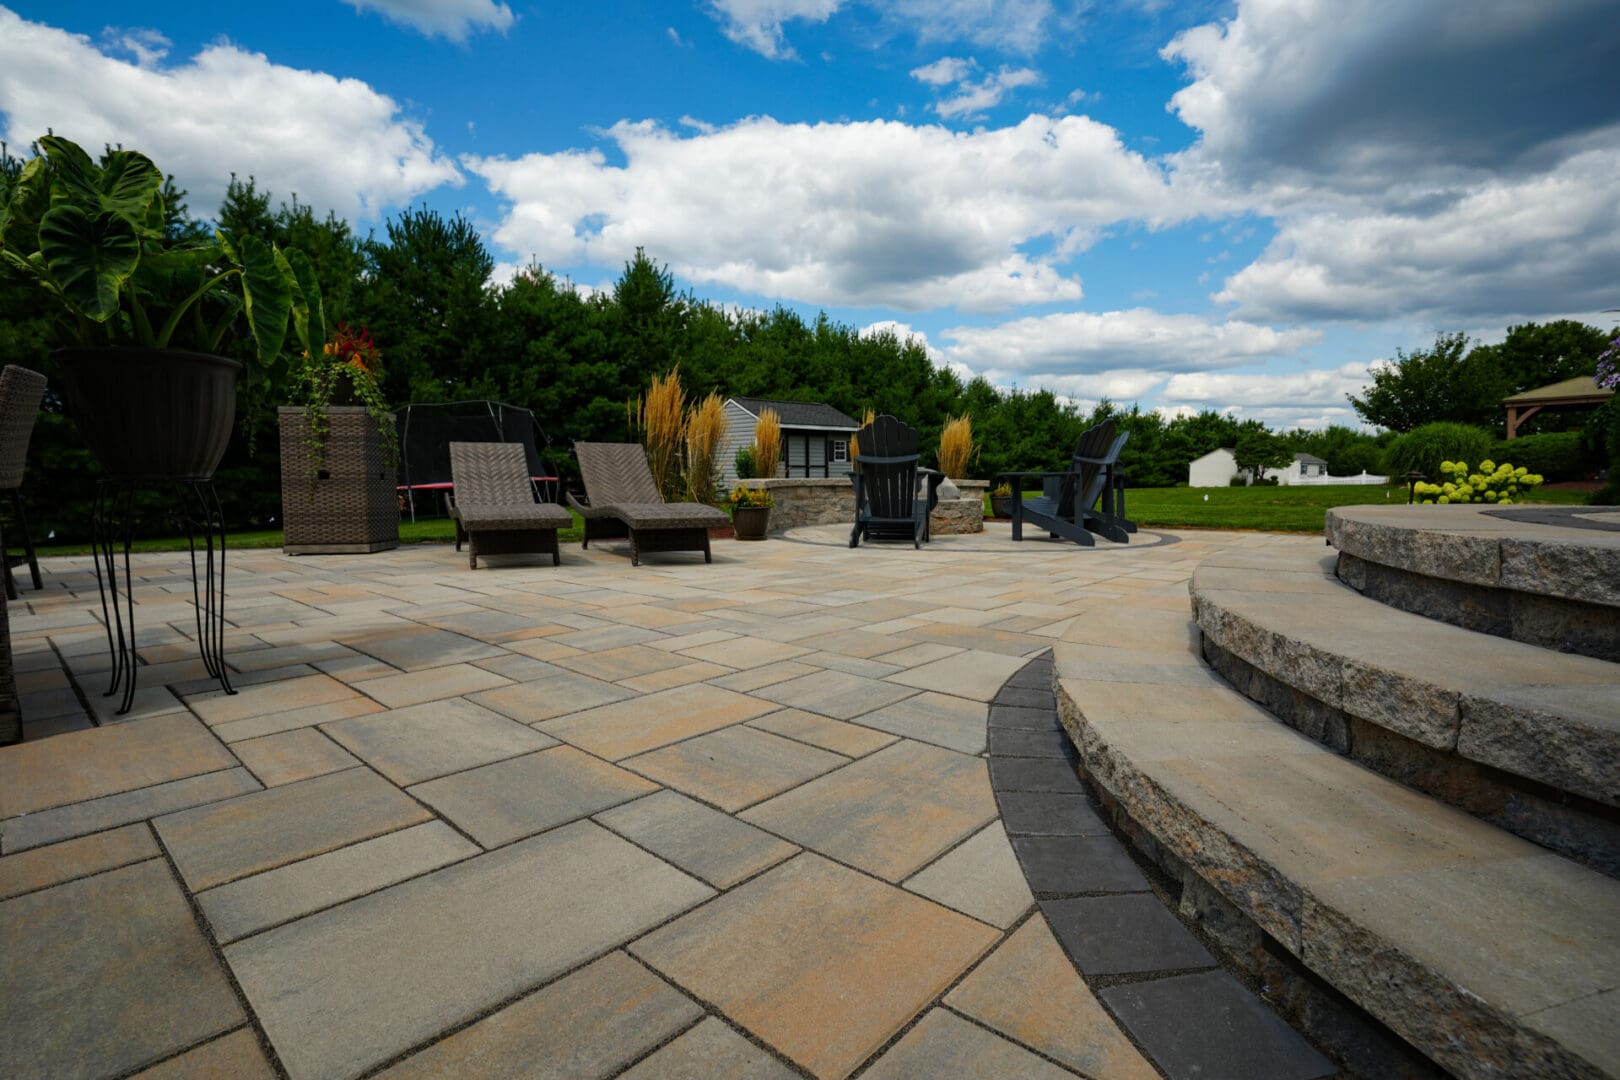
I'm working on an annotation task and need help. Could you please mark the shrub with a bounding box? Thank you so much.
[1382,422,1492,480]
[1413,460,1543,504]
[938,414,975,477]
[1228,475,1247,486]
[734,444,757,480]
[1493,432,1584,481]
[684,392,726,504]
[753,408,781,479]
[636,367,686,501]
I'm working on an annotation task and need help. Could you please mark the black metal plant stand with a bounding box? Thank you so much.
[91,478,235,715]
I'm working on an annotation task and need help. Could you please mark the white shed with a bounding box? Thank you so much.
[1188,447,1239,487]
[719,397,861,486]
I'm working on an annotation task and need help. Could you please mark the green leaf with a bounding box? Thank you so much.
[96,150,164,216]
[1,157,51,247]
[280,247,325,358]
[234,233,291,364]
[39,136,101,206]
[38,204,140,322]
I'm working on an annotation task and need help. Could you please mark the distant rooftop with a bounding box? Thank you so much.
[729,397,861,430]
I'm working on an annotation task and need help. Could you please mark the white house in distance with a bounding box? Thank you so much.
[1190,448,1385,487]
[719,397,862,486]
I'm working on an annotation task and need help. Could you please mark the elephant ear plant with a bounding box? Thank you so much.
[0,135,321,479]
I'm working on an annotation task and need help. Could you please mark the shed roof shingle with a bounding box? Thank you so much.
[729,397,861,430]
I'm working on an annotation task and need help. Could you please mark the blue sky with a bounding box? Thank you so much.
[3,1,1617,429]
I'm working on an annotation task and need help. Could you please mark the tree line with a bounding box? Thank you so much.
[2,147,1614,542]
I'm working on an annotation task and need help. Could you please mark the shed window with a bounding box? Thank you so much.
[831,439,848,462]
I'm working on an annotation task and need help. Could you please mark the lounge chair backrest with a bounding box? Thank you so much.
[449,442,535,506]
[0,365,47,491]
[574,442,663,505]
[853,414,922,520]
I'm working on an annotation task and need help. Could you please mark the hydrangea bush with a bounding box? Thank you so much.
[1413,460,1543,504]
[1597,332,1619,391]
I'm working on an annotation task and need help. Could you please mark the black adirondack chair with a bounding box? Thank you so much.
[1001,420,1135,546]
[850,415,938,548]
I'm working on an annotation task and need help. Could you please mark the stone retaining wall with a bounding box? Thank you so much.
[761,476,992,536]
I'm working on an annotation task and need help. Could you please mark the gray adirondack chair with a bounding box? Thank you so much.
[850,414,941,548]
[1003,420,1135,546]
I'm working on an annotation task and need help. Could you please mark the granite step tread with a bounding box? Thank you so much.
[1189,545,1620,808]
[1055,621,1620,1079]
[1326,503,1620,608]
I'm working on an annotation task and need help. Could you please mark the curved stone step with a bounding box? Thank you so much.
[1190,545,1620,875]
[1053,594,1620,1080]
[1326,504,1620,661]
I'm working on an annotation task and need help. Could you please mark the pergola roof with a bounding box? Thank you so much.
[1501,375,1613,407]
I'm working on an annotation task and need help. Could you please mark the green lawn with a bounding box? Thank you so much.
[1134,484,1587,532]
[992,484,1590,534]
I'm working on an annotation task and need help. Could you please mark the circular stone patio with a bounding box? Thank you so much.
[0,522,1331,1080]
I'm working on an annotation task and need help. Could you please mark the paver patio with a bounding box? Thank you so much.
[0,521,1326,1079]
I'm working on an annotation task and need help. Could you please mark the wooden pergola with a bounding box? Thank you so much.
[1503,375,1614,439]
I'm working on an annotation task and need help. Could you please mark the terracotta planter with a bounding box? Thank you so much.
[279,407,399,554]
[733,505,771,540]
[53,347,240,480]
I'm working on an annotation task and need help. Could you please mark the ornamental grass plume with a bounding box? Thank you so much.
[848,408,877,464]
[684,391,727,504]
[753,407,782,479]
[938,414,975,477]
[638,367,687,501]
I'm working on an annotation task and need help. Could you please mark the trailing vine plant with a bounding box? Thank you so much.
[291,322,398,480]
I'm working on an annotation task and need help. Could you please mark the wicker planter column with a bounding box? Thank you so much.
[279,406,399,554]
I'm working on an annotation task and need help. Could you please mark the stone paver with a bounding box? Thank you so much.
[198,821,478,942]
[904,822,1033,928]
[227,821,713,1080]
[0,859,245,1079]
[378,950,702,1078]
[0,712,236,818]
[322,698,554,785]
[0,823,158,900]
[230,726,361,787]
[155,767,432,891]
[1099,970,1336,1080]
[129,1029,276,1080]
[752,668,918,720]
[619,1017,798,1080]
[948,915,1157,1079]
[1043,894,1216,976]
[596,790,798,887]
[855,690,988,754]
[862,1008,1074,1080]
[632,852,999,1080]
[0,526,1356,1080]
[748,707,898,757]
[624,724,848,811]
[410,746,658,847]
[743,739,996,881]
[542,682,779,760]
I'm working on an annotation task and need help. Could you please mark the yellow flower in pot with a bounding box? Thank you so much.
[730,483,774,540]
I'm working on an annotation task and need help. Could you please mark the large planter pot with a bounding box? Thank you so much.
[279,407,399,554]
[733,505,771,540]
[53,347,240,480]
[990,495,1015,519]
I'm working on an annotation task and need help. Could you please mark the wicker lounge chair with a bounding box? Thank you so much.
[1001,419,1135,546]
[850,414,941,548]
[0,365,47,600]
[447,442,571,569]
[568,442,729,566]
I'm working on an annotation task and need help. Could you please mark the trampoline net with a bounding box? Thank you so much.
[396,401,552,491]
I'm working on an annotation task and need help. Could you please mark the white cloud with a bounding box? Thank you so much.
[1214,146,1620,323]
[1164,0,1620,327]
[99,27,170,67]
[1160,363,1369,408]
[926,64,1041,121]
[708,0,1054,58]
[704,0,845,58]
[468,113,1180,313]
[343,0,514,42]
[0,9,462,222]
[910,56,974,86]
[938,308,1320,378]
